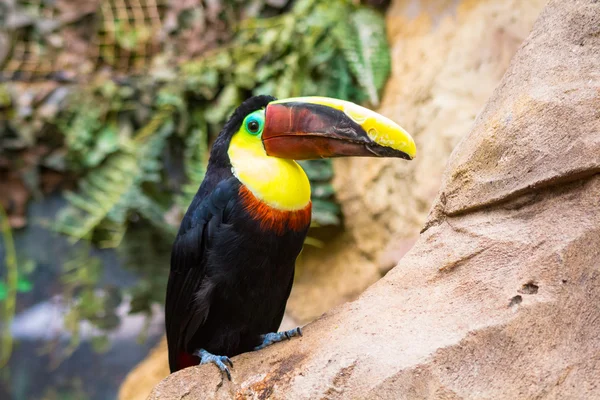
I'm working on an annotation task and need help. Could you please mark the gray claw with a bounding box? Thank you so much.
[195,349,234,381]
[254,326,303,350]
[222,356,233,368]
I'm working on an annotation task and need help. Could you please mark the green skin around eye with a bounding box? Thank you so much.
[244,111,265,136]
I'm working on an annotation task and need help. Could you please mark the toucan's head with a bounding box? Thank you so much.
[212,95,416,165]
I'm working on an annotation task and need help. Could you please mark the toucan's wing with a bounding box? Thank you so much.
[165,177,237,372]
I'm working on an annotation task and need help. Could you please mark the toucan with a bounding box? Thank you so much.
[166,95,416,379]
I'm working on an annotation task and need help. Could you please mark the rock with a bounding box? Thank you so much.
[148,0,600,398]
[117,315,300,400]
[426,0,600,220]
[118,338,170,400]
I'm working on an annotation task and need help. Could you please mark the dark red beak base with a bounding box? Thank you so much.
[262,102,411,160]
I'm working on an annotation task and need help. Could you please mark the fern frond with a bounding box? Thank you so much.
[55,151,139,242]
[55,110,176,245]
[177,111,209,210]
[333,8,391,107]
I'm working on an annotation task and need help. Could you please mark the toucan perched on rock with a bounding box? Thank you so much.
[166,95,416,379]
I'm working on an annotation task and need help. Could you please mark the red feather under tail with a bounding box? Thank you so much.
[177,352,199,370]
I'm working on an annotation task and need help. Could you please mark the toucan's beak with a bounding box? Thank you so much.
[262,97,416,160]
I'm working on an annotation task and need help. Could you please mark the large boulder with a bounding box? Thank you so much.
[148,0,600,398]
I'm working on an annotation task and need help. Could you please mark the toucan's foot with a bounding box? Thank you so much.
[254,327,303,351]
[194,349,233,380]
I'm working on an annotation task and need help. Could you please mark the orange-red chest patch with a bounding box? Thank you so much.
[238,185,312,236]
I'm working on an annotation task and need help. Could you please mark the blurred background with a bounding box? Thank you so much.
[0,0,546,399]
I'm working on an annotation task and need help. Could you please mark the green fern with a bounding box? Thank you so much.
[60,246,121,359]
[299,159,340,226]
[56,152,138,243]
[55,108,176,247]
[177,112,209,211]
[118,223,171,317]
[333,8,391,107]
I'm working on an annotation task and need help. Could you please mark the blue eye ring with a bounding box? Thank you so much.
[244,111,264,136]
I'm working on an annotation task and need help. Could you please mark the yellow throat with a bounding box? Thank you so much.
[227,131,311,211]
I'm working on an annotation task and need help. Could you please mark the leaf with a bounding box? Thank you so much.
[177,111,209,210]
[55,151,139,242]
[274,54,299,99]
[298,160,334,181]
[333,8,391,107]
[94,313,120,330]
[55,110,175,245]
[311,183,335,198]
[233,58,258,89]
[16,278,33,293]
[85,124,120,167]
[311,199,341,226]
[204,84,241,125]
[90,335,110,353]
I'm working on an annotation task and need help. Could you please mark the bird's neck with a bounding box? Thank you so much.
[227,133,311,211]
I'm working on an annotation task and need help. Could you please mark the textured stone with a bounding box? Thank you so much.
[426,0,600,219]
[148,0,600,398]
[119,338,170,400]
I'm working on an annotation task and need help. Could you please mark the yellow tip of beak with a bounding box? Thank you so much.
[272,96,416,160]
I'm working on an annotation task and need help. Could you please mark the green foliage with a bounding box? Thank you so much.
[0,272,35,300]
[0,204,18,369]
[177,112,209,210]
[118,223,171,323]
[55,103,177,247]
[299,160,340,226]
[60,247,121,360]
[1,0,393,355]
[0,205,35,369]
[333,8,391,106]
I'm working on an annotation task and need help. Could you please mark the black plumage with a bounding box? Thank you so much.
[165,95,309,372]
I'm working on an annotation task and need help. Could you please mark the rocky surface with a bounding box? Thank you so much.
[119,315,299,400]
[147,0,600,398]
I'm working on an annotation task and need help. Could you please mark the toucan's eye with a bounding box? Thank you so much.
[247,120,259,133]
[244,110,265,136]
